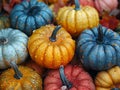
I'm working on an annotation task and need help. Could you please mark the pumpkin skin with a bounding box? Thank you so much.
[28,25,75,69]
[0,28,28,69]
[95,66,120,90]
[0,65,42,90]
[76,25,120,71]
[44,64,95,90]
[94,0,118,14]
[56,0,99,37]
[10,0,53,36]
[79,0,95,7]
[0,16,10,29]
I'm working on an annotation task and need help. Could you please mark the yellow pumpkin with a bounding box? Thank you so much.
[95,66,120,90]
[56,0,99,37]
[0,62,42,90]
[28,25,75,69]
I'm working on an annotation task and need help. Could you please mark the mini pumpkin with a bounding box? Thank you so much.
[76,25,120,71]
[95,66,120,90]
[0,28,28,69]
[0,15,10,29]
[44,64,95,90]
[94,0,118,14]
[0,62,42,90]
[56,0,99,37]
[10,0,53,36]
[28,25,75,69]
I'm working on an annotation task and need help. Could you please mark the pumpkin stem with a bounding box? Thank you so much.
[59,65,72,89]
[49,25,61,42]
[74,0,80,10]
[97,25,103,43]
[111,88,120,90]
[27,6,40,15]
[10,61,23,79]
[0,37,8,44]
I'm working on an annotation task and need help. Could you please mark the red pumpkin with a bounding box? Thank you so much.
[79,0,95,7]
[94,0,118,14]
[44,64,95,90]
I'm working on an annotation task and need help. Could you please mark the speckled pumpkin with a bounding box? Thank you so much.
[28,25,75,69]
[0,28,28,69]
[56,0,99,37]
[95,66,120,90]
[0,16,10,29]
[10,0,53,36]
[0,62,42,90]
[77,25,120,71]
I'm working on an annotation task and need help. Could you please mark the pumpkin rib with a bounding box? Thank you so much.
[44,45,53,68]
[30,40,45,60]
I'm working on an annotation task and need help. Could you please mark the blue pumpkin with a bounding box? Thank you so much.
[77,25,120,71]
[0,28,28,69]
[10,0,53,36]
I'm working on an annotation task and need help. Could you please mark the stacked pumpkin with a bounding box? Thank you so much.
[0,0,119,90]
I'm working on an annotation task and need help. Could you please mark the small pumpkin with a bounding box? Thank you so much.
[28,25,75,69]
[0,15,10,29]
[0,28,28,69]
[76,25,120,71]
[94,0,118,14]
[44,64,95,90]
[95,66,120,90]
[56,0,99,37]
[10,0,54,36]
[0,62,42,90]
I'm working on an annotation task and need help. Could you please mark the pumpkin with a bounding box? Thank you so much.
[56,0,99,37]
[44,64,95,90]
[0,28,28,69]
[10,0,53,36]
[43,0,68,4]
[0,62,42,90]
[28,25,75,69]
[79,0,95,7]
[95,66,120,90]
[94,0,118,14]
[0,15,10,29]
[76,25,120,71]
[23,59,45,76]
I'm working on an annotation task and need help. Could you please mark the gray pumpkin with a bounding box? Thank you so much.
[0,28,28,69]
[10,0,54,36]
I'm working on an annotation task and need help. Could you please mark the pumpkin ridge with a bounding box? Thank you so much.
[15,14,25,29]
[32,40,46,60]
[44,45,54,68]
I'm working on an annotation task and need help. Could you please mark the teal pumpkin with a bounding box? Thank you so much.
[77,25,120,71]
[10,0,53,36]
[0,28,28,69]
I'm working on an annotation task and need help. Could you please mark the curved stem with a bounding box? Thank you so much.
[59,65,72,89]
[74,0,80,10]
[111,88,120,90]
[49,25,61,42]
[97,24,103,42]
[10,61,23,79]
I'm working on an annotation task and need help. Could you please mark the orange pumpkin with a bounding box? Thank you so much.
[0,62,42,90]
[56,0,99,37]
[95,66,120,90]
[28,25,75,69]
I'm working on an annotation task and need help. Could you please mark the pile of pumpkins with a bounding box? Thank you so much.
[0,0,120,90]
